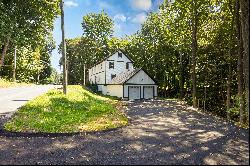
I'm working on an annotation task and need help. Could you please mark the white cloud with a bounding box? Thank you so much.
[131,13,147,24]
[64,0,78,7]
[130,0,152,11]
[114,23,122,31]
[114,14,127,22]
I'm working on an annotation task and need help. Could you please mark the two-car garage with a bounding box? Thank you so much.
[128,86,155,100]
[106,68,158,100]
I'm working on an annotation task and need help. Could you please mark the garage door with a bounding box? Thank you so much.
[144,86,154,99]
[128,86,140,100]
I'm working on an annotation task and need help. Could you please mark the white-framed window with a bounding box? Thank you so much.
[118,52,122,58]
[109,62,114,69]
[111,74,116,80]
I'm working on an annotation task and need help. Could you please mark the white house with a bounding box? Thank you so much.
[88,50,158,100]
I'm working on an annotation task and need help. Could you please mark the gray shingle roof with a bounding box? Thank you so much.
[107,68,141,84]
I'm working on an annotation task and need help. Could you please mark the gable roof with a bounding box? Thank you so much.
[107,68,141,84]
[107,68,158,85]
[89,49,134,69]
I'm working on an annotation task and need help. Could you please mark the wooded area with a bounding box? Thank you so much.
[61,0,249,126]
[0,0,61,84]
[0,0,248,126]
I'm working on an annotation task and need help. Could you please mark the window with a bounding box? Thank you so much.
[101,64,102,69]
[111,74,116,80]
[109,62,114,69]
[126,62,129,69]
[118,52,122,58]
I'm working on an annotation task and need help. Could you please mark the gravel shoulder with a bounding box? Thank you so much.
[0,99,249,165]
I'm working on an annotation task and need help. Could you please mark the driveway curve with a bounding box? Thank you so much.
[0,99,249,165]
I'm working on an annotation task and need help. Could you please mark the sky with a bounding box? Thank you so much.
[51,0,163,73]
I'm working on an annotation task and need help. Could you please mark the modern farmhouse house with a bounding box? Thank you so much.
[88,50,157,100]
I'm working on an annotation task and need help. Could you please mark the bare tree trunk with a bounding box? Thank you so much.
[179,52,184,99]
[236,0,245,124]
[204,86,206,111]
[83,63,86,86]
[0,36,10,70]
[60,0,67,94]
[12,46,17,82]
[240,0,249,124]
[191,0,198,108]
[227,0,234,121]
[227,64,232,120]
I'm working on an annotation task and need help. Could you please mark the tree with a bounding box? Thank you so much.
[81,12,114,63]
[235,0,245,124]
[239,0,249,123]
[0,0,60,69]
[39,34,56,84]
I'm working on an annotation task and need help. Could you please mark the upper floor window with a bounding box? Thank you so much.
[109,62,114,69]
[111,74,116,80]
[126,62,129,69]
[118,52,122,58]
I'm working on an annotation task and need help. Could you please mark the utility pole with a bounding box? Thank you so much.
[83,63,86,86]
[60,0,67,94]
[12,46,17,82]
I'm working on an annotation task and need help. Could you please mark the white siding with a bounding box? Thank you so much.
[102,86,107,95]
[87,51,158,100]
[106,85,123,98]
[105,52,133,83]
[126,70,155,84]
[88,51,134,85]
[88,61,105,84]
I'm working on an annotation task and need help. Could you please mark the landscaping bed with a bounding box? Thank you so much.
[4,85,128,133]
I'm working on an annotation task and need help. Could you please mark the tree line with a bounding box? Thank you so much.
[63,0,248,126]
[0,0,61,84]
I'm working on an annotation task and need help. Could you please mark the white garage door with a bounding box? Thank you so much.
[144,86,154,99]
[129,86,140,100]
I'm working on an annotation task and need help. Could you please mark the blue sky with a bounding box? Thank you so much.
[51,0,163,72]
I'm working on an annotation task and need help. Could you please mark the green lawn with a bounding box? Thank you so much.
[0,78,31,88]
[4,85,128,133]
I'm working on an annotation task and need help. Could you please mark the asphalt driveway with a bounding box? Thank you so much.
[0,99,249,165]
[0,85,60,117]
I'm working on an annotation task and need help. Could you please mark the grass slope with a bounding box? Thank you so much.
[4,85,128,133]
[0,79,31,88]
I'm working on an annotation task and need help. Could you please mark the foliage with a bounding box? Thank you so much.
[61,0,247,125]
[15,47,44,82]
[0,78,31,88]
[0,0,60,47]
[0,0,59,83]
[4,85,128,133]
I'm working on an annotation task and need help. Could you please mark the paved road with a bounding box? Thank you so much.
[0,99,249,165]
[0,85,60,116]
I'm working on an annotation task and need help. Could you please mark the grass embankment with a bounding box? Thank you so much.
[4,85,128,133]
[0,78,30,88]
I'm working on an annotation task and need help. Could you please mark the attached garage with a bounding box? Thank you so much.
[128,86,141,100]
[143,86,154,99]
[107,68,158,100]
